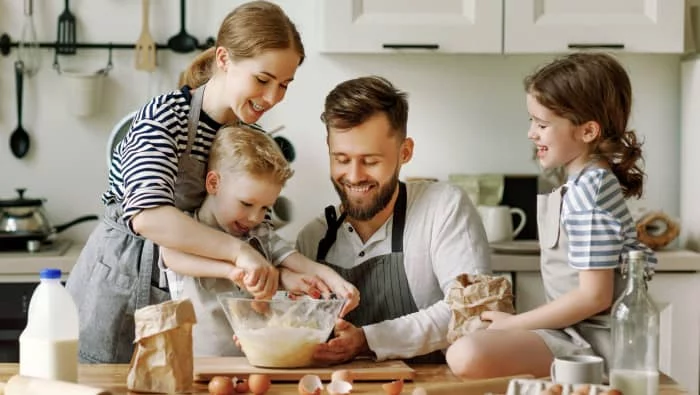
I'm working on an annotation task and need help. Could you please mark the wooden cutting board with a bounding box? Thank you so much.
[193,357,415,382]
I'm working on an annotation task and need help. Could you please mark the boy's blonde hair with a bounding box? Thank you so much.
[208,126,294,186]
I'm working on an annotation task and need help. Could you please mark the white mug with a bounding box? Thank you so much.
[477,205,526,243]
[550,355,604,385]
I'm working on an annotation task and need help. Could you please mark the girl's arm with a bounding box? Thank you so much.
[507,268,615,330]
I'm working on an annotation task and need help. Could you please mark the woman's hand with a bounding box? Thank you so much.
[232,244,279,300]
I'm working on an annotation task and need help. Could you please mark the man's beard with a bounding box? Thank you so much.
[332,171,399,221]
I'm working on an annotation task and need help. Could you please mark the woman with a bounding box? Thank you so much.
[66,1,305,363]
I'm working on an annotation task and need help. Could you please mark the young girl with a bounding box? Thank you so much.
[445,52,657,379]
[66,1,306,363]
[159,126,358,357]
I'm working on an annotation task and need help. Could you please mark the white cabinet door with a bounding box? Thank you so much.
[648,273,700,395]
[319,0,503,53]
[504,0,685,53]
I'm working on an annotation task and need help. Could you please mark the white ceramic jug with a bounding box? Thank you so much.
[478,205,527,243]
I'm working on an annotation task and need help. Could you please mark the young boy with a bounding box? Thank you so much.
[160,125,359,357]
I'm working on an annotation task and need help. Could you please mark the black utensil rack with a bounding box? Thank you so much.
[0,33,215,57]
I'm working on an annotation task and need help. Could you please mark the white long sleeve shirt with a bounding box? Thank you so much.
[296,181,492,360]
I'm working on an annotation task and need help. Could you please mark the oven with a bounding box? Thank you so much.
[0,282,38,362]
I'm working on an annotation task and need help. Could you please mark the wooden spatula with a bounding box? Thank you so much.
[134,0,157,71]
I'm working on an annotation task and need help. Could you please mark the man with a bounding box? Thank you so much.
[295,76,492,364]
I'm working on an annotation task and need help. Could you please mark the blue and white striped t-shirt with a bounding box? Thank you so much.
[562,167,657,270]
[102,86,221,232]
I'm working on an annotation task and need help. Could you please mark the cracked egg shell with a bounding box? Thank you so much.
[298,374,323,395]
[412,387,428,395]
[327,379,353,395]
[382,379,404,395]
[331,369,354,385]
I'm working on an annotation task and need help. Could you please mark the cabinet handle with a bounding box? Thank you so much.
[568,43,625,50]
[382,43,440,50]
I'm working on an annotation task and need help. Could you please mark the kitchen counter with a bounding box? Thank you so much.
[0,241,82,282]
[0,364,688,394]
[492,248,700,272]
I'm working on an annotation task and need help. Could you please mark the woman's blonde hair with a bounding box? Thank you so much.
[208,126,294,186]
[524,52,645,199]
[181,1,305,88]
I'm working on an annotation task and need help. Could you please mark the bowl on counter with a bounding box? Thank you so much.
[217,293,344,368]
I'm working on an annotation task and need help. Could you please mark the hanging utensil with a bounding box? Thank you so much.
[56,0,77,55]
[134,0,157,71]
[10,61,30,159]
[17,0,41,77]
[167,0,199,53]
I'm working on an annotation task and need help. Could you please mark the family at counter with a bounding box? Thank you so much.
[65,0,658,383]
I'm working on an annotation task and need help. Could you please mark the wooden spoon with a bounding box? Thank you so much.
[134,0,156,71]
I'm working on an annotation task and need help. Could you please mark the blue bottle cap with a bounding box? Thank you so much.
[40,268,62,279]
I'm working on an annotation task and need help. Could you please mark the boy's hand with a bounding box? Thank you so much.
[316,267,360,317]
[279,267,330,299]
[232,244,279,299]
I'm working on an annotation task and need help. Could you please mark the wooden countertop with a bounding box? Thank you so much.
[0,364,688,394]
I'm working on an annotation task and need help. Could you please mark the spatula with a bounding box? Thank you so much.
[134,0,156,71]
[56,0,76,55]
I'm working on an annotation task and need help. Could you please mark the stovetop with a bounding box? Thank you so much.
[0,239,73,256]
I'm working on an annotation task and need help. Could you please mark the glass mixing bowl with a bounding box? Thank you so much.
[217,293,345,368]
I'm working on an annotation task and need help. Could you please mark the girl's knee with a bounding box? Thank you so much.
[446,336,493,379]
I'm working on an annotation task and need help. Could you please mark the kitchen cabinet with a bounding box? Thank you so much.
[513,271,700,394]
[503,0,685,53]
[318,0,503,53]
[319,0,685,54]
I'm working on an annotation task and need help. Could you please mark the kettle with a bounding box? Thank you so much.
[0,189,98,249]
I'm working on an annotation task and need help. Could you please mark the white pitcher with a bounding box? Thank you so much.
[477,205,527,243]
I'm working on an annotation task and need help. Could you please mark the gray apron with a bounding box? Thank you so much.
[316,182,444,364]
[534,172,625,373]
[66,87,209,363]
[184,229,268,357]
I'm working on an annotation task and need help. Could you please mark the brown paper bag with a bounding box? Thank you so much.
[127,299,197,394]
[446,274,515,344]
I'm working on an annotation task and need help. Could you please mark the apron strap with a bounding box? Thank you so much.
[185,87,205,156]
[391,182,407,253]
[316,206,347,261]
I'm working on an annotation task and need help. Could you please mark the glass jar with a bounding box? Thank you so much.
[609,250,659,395]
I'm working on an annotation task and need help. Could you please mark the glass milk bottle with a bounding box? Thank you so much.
[19,268,79,382]
[610,250,659,395]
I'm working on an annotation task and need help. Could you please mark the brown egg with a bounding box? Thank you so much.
[331,369,354,385]
[208,376,235,395]
[235,379,249,393]
[603,391,623,395]
[381,379,404,395]
[248,374,271,395]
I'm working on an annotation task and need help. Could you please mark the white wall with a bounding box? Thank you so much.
[0,1,681,243]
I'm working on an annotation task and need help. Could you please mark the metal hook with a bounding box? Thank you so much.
[100,43,113,75]
[52,46,62,74]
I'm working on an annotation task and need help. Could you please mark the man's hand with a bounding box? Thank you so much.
[315,267,360,318]
[232,244,279,299]
[480,310,516,330]
[313,319,369,365]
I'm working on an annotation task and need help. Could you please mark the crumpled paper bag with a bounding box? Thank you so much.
[446,274,515,344]
[127,298,197,394]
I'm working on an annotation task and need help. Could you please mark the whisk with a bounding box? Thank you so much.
[17,0,41,77]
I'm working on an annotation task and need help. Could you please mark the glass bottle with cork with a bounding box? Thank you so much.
[610,250,659,395]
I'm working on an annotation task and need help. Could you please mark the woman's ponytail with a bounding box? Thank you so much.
[179,47,216,88]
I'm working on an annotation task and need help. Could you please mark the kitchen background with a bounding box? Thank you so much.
[0,0,696,246]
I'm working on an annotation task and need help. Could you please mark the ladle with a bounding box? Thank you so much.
[10,61,30,159]
[167,0,198,53]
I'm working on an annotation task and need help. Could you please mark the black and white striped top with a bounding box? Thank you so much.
[102,86,222,232]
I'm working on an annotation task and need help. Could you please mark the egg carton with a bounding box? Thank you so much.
[506,379,613,395]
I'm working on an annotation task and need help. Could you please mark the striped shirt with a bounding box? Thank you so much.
[562,167,657,270]
[102,86,222,232]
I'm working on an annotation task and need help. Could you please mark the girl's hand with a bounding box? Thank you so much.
[480,310,515,330]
